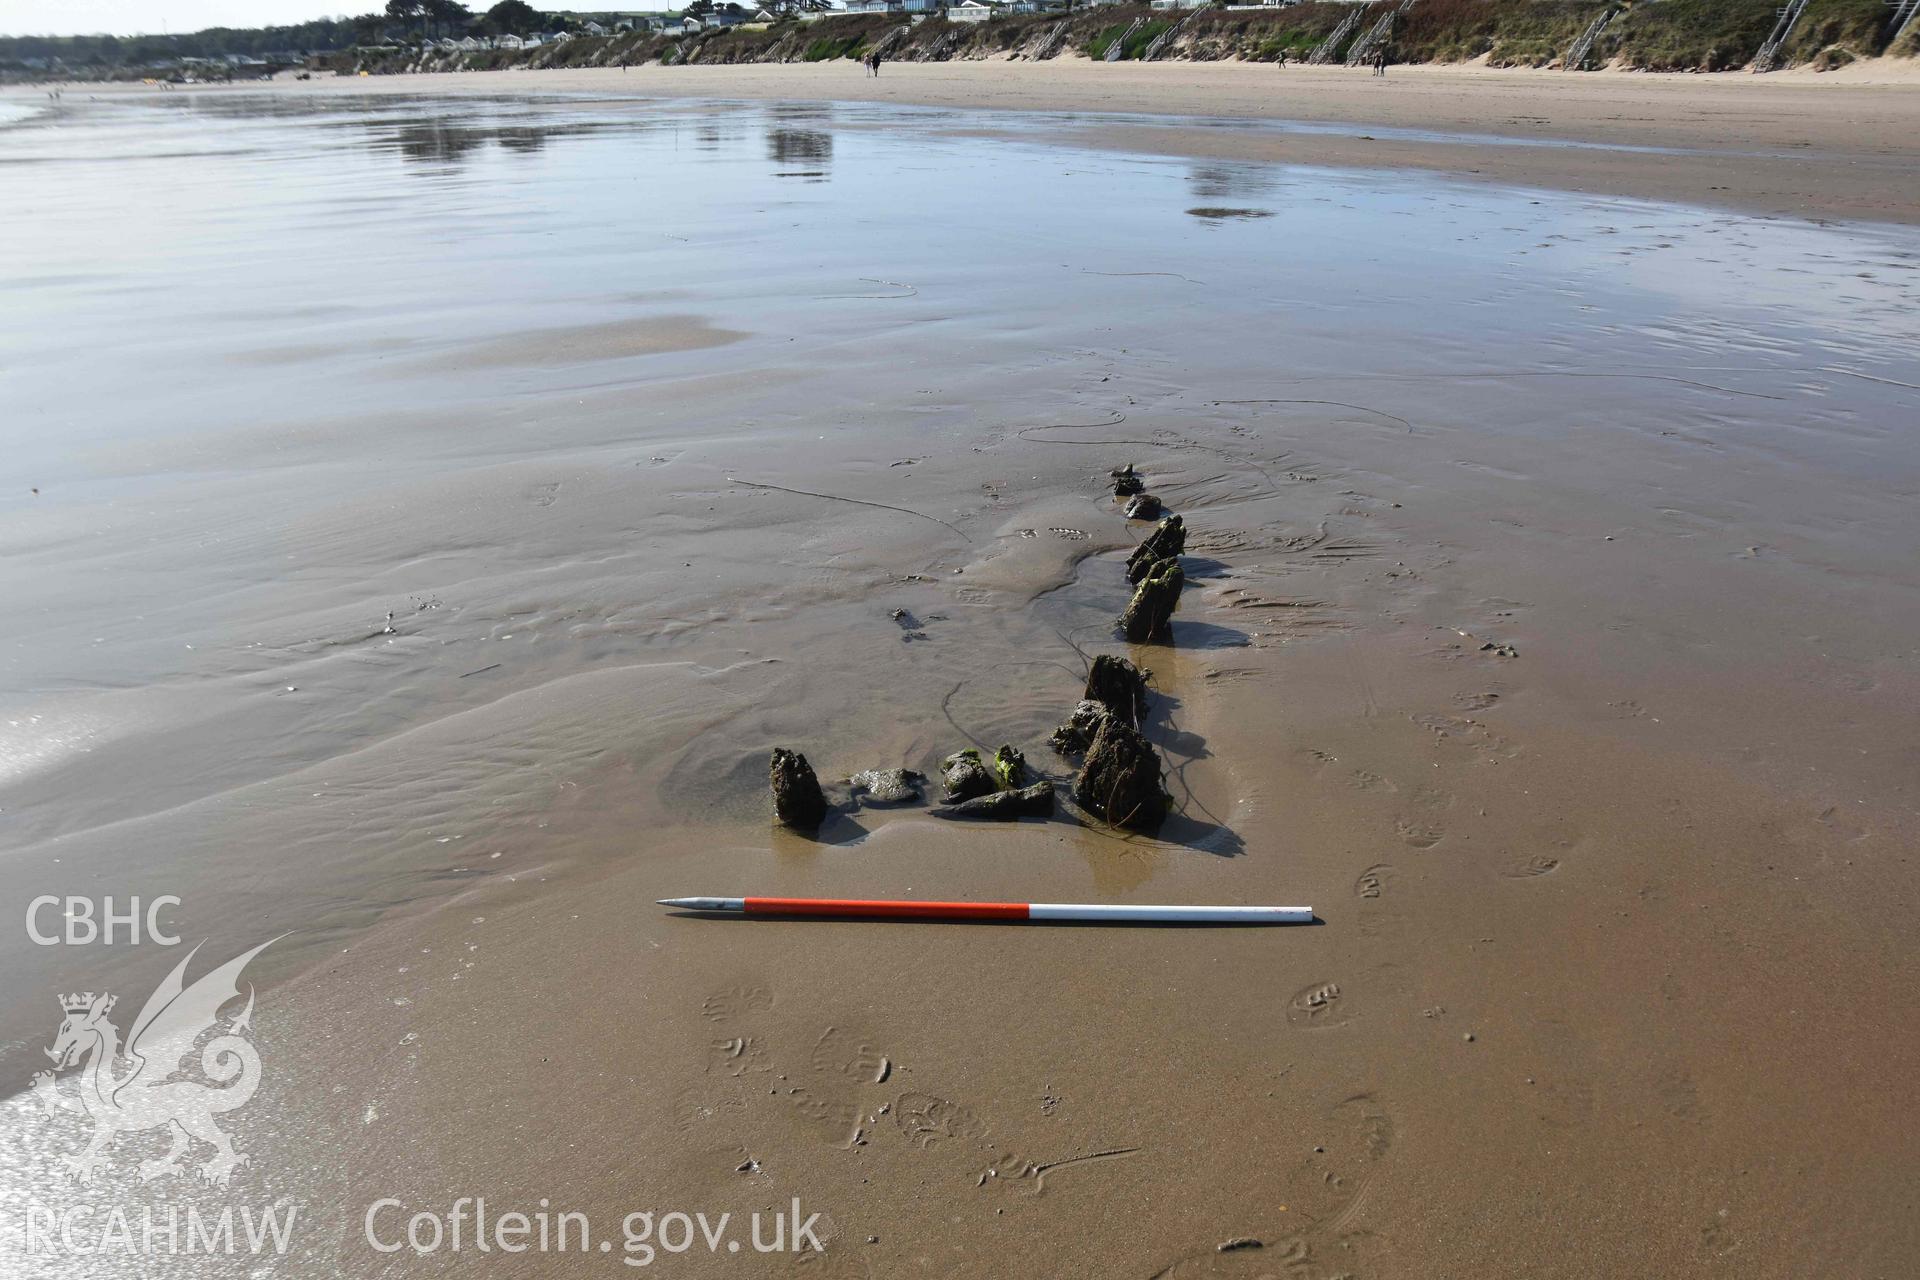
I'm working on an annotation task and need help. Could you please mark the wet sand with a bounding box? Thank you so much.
[2,86,1918,1278]
[78,57,1920,223]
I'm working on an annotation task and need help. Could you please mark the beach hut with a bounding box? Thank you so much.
[948,0,994,21]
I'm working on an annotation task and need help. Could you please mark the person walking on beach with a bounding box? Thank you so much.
[1373,46,1388,76]
[867,50,883,77]
[1275,49,1287,69]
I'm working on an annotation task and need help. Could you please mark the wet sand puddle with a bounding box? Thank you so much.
[1,91,1917,1277]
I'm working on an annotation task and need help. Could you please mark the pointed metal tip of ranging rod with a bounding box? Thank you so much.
[658,897,740,912]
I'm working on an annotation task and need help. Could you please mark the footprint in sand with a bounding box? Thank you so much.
[786,1233,866,1277]
[1502,854,1561,879]
[1413,712,1475,739]
[891,1092,989,1150]
[1287,982,1353,1029]
[1147,1236,1328,1279]
[1347,768,1398,794]
[888,1090,1137,1199]
[776,1024,898,1148]
[1353,863,1393,900]
[1153,1096,1393,1275]
[695,991,886,1149]
[974,1146,1142,1198]
[1394,819,1444,849]
[702,985,775,1023]
[1411,712,1519,760]
[779,1084,864,1149]
[670,1085,748,1133]
[706,1035,773,1078]
[811,1027,891,1085]
[1699,1209,1740,1259]
[1354,864,1403,940]
[1290,1093,1394,1230]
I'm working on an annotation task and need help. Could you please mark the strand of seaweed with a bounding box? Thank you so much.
[1047,614,1122,677]
[1011,413,1138,446]
[1821,365,1920,392]
[1017,1146,1143,1187]
[814,277,917,300]
[1256,370,1783,401]
[727,476,970,541]
[1213,398,1415,433]
[1078,269,1209,286]
[1045,620,1096,673]
[937,658,1087,754]
[1156,710,1232,836]
[939,679,980,751]
[1008,655,1091,685]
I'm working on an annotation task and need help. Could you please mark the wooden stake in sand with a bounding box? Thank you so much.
[659,897,1312,924]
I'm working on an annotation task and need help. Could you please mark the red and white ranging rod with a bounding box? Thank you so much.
[659,897,1312,924]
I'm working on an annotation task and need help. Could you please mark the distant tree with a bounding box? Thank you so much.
[424,0,472,36]
[485,0,543,34]
[683,0,716,17]
[385,0,427,39]
[0,16,379,65]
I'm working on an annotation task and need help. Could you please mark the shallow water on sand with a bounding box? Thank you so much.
[2,91,1918,1277]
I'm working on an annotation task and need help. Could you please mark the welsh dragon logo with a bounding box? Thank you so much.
[32,939,276,1188]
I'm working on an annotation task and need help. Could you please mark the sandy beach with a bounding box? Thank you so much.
[2,63,1918,1278]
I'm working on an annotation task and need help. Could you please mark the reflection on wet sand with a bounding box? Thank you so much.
[768,127,833,180]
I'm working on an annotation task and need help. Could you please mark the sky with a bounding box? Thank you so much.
[0,1,361,36]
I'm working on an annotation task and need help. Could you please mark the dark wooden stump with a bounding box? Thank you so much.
[1120,556,1184,643]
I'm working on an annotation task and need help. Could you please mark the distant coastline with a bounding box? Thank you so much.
[6,0,1919,86]
[335,2,1919,77]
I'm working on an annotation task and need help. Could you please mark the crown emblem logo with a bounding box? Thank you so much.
[60,992,112,1015]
